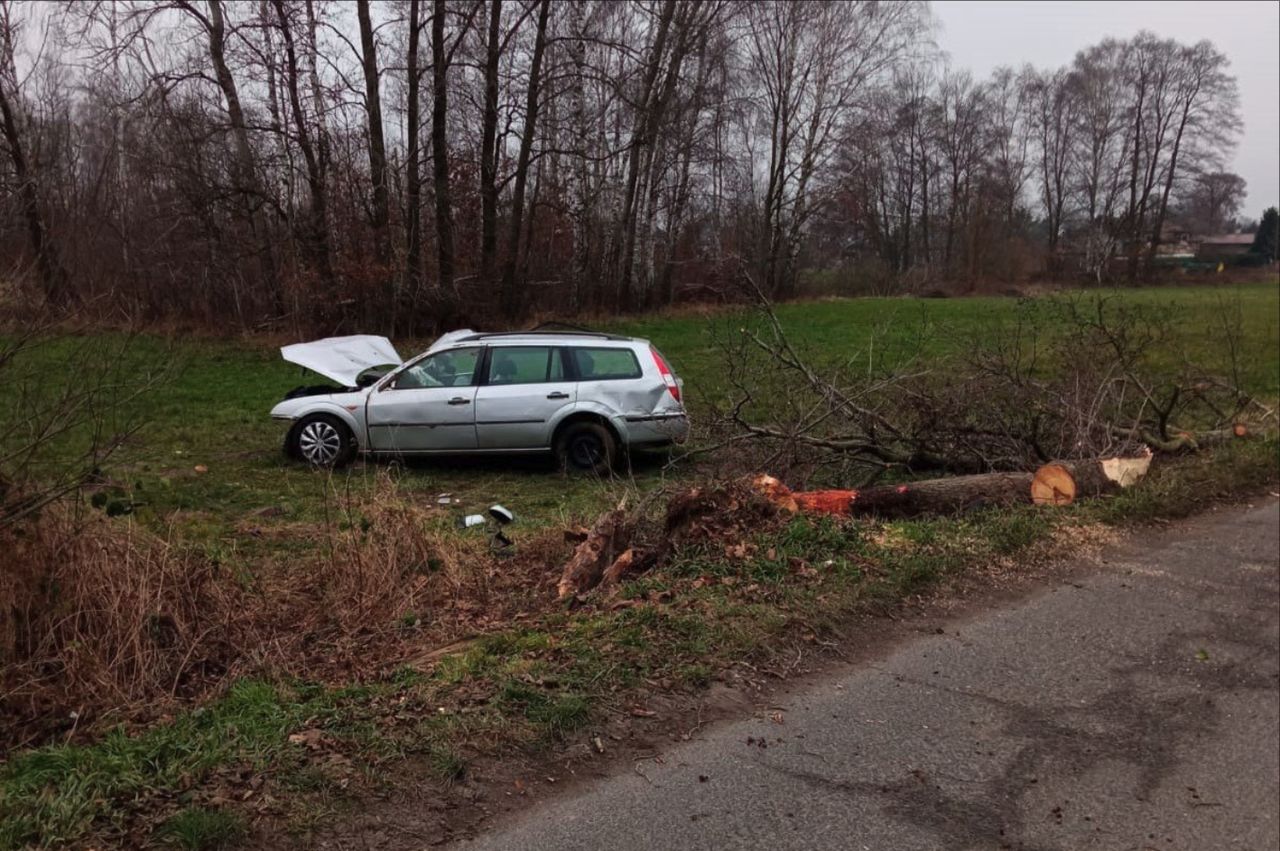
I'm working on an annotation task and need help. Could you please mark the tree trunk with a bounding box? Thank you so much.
[613,0,676,312]
[404,0,423,330]
[1144,98,1194,277]
[274,0,335,288]
[499,0,550,320]
[431,0,456,307]
[0,70,66,305]
[753,455,1152,519]
[209,0,281,314]
[479,0,502,286]
[567,0,590,311]
[357,0,391,271]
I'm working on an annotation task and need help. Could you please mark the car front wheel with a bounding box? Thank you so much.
[555,421,617,475]
[287,414,356,468]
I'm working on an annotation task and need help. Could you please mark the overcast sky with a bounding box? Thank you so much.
[933,0,1280,216]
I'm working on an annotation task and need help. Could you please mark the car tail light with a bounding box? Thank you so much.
[650,346,681,403]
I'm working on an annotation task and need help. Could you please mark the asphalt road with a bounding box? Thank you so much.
[456,499,1280,851]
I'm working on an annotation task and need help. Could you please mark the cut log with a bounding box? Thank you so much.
[750,475,797,513]
[1034,451,1153,505]
[794,490,860,514]
[847,473,1034,518]
[557,507,631,599]
[752,452,1152,519]
[1030,463,1075,505]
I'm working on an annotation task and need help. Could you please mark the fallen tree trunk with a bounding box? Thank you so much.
[844,472,1034,518]
[754,452,1153,519]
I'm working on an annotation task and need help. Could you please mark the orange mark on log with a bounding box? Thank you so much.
[793,490,858,515]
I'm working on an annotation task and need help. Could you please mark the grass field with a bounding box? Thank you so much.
[2,282,1278,849]
[10,282,1280,545]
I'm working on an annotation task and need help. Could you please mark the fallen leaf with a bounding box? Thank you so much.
[287,729,326,749]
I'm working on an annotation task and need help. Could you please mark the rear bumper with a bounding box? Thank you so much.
[623,412,690,446]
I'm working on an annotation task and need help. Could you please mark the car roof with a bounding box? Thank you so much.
[454,330,644,346]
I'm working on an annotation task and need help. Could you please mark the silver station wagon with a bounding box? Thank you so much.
[270,329,688,473]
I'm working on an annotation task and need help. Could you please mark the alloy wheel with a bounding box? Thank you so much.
[298,420,342,465]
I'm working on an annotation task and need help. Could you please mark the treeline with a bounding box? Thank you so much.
[0,1,1249,333]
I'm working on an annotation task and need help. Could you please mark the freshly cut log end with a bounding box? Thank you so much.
[751,474,798,513]
[793,489,858,515]
[1099,450,1152,488]
[1030,463,1076,506]
[1233,423,1249,438]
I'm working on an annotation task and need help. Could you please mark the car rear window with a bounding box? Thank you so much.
[570,347,642,381]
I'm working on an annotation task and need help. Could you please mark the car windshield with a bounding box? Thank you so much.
[393,347,480,389]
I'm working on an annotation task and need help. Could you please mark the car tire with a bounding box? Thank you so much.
[555,421,617,475]
[287,414,356,468]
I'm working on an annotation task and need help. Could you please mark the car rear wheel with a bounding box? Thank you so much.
[555,421,617,475]
[287,414,356,468]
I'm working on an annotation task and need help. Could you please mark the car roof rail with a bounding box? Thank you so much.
[459,329,632,342]
[528,320,598,333]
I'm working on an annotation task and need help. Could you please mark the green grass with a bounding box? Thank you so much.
[1,282,1277,848]
[156,808,247,850]
[0,680,300,848]
[4,283,1276,552]
[2,440,1275,848]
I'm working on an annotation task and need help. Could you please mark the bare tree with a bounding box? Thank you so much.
[357,0,391,271]
[404,0,424,323]
[499,0,550,319]
[0,1,67,305]
[1177,171,1247,234]
[1142,39,1240,272]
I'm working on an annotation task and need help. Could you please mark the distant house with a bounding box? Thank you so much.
[1195,233,1254,260]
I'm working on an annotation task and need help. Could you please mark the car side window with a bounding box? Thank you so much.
[486,346,565,385]
[393,347,480,389]
[571,347,642,380]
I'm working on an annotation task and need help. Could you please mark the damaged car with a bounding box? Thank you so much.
[270,329,688,473]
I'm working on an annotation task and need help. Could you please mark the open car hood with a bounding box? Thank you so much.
[280,335,402,387]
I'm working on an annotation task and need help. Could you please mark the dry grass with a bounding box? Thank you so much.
[0,502,246,744]
[0,475,576,747]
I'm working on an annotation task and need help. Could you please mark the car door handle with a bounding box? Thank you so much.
[448,397,470,406]
[546,391,570,400]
